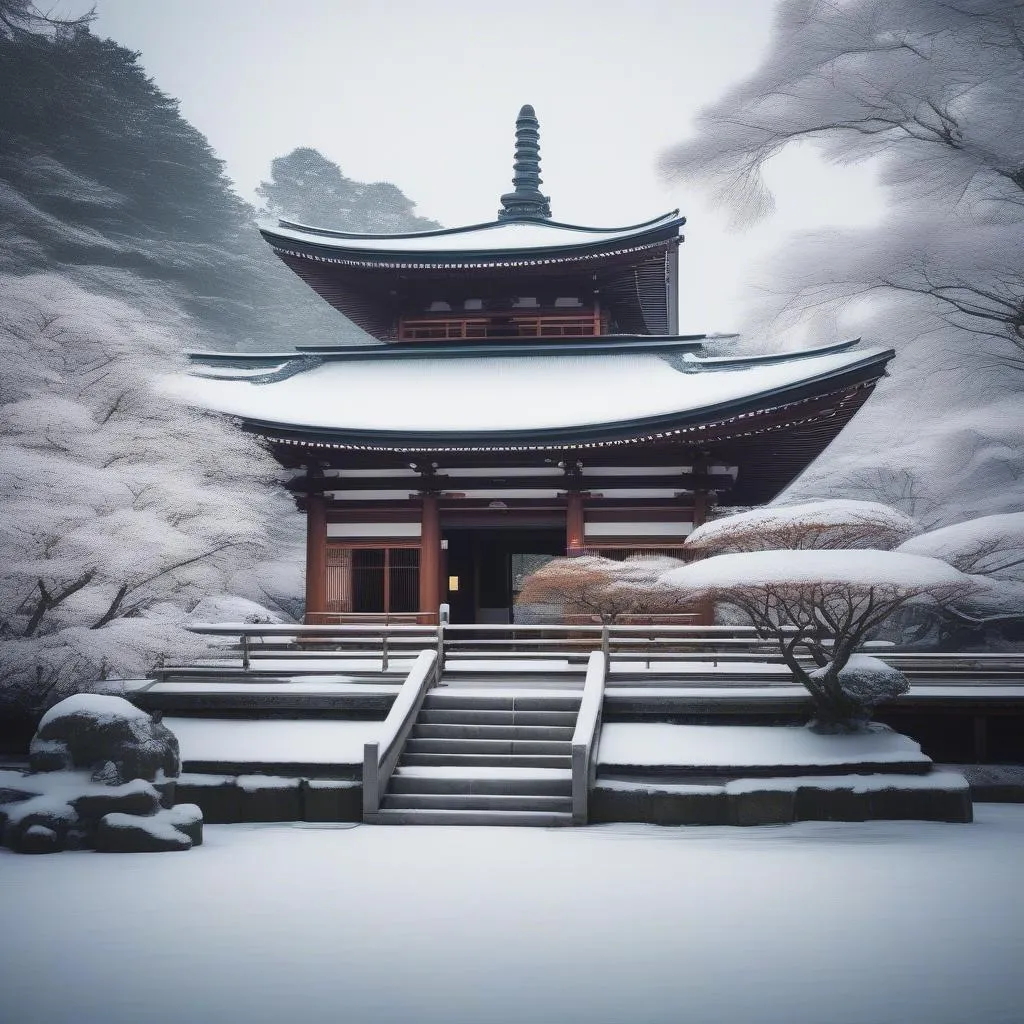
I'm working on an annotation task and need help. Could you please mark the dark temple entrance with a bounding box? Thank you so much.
[443,527,565,624]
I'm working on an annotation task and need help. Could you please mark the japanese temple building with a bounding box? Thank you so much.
[178,105,894,625]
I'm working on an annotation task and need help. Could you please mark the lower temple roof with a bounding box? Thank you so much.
[170,338,893,452]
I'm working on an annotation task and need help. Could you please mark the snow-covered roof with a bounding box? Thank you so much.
[170,340,893,445]
[261,211,683,259]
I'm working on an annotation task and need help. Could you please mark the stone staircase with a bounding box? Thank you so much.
[372,689,581,825]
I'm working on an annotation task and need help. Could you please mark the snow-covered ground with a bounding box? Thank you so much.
[1,809,1022,1024]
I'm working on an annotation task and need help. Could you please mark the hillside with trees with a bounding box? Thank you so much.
[0,1,438,718]
[0,2,437,352]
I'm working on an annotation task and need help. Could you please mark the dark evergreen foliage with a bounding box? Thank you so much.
[0,3,435,349]
[257,147,441,233]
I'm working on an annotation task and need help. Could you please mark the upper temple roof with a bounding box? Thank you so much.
[259,210,684,262]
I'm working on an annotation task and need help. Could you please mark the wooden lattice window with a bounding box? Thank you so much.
[326,545,420,613]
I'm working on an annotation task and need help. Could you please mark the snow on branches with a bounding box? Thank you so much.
[661,549,977,729]
[0,274,296,709]
[662,0,1024,362]
[688,499,918,553]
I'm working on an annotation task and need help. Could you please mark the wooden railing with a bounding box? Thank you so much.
[398,312,603,340]
[176,620,1024,683]
[305,611,436,627]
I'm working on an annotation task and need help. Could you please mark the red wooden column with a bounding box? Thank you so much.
[419,494,441,621]
[565,490,585,554]
[304,494,328,622]
[689,457,713,625]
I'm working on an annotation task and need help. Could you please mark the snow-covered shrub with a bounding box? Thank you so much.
[0,275,300,710]
[896,513,1024,641]
[516,554,688,622]
[662,550,975,730]
[686,500,917,554]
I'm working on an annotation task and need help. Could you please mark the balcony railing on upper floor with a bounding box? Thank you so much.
[397,311,605,340]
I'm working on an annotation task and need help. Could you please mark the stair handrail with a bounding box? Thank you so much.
[571,650,606,825]
[363,649,439,817]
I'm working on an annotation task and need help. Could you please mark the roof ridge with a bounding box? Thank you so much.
[267,209,682,242]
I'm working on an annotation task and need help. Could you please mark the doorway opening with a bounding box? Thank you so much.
[443,527,565,624]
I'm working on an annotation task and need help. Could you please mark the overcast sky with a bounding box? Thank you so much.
[61,0,886,334]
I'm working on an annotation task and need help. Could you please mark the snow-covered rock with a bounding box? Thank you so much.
[1,696,202,854]
[95,809,194,853]
[813,654,909,709]
[30,693,180,785]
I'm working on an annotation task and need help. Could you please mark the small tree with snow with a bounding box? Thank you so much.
[662,550,976,731]
[516,554,689,623]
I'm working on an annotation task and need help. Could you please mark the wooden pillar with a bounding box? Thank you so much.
[566,491,585,554]
[304,494,327,622]
[419,494,441,621]
[689,457,713,625]
[691,455,709,529]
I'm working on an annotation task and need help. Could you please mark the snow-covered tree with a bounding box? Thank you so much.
[515,554,689,623]
[662,0,1024,365]
[661,550,976,730]
[688,499,918,554]
[0,274,298,711]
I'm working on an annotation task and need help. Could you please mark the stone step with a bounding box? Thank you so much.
[366,808,574,827]
[418,709,579,728]
[399,752,573,769]
[422,694,581,713]
[412,723,575,742]
[381,792,573,813]
[390,768,571,796]
[404,737,571,756]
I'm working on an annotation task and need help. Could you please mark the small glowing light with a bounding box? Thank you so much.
[448,576,460,592]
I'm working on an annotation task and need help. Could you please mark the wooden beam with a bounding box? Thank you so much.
[294,473,730,493]
[304,494,328,621]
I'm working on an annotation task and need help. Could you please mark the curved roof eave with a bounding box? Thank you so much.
[259,211,685,263]
[230,349,892,450]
